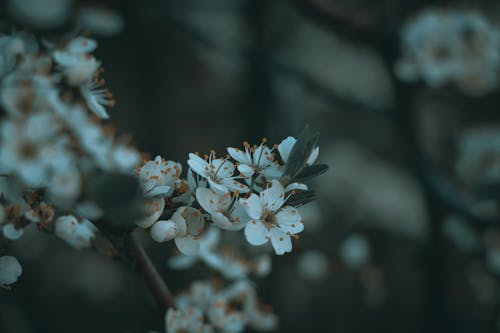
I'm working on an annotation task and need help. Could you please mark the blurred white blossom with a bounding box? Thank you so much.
[396,8,500,95]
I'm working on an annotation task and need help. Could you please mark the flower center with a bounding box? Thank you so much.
[263,210,277,229]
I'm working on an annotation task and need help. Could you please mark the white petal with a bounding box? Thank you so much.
[167,255,197,270]
[285,182,308,192]
[261,164,282,179]
[239,194,263,220]
[145,185,171,197]
[260,180,285,213]
[136,198,164,228]
[212,211,245,231]
[237,164,254,177]
[253,145,274,167]
[53,50,79,66]
[276,206,304,234]
[208,177,229,194]
[211,159,235,179]
[223,178,250,193]
[307,146,319,165]
[269,228,292,255]
[175,236,200,255]
[196,187,229,214]
[278,136,296,163]
[187,153,209,178]
[180,207,205,236]
[171,209,187,236]
[68,37,97,54]
[227,147,252,165]
[244,219,269,246]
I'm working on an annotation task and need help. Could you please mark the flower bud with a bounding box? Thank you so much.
[151,220,177,243]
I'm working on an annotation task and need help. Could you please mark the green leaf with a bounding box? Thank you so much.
[293,164,329,182]
[285,189,316,206]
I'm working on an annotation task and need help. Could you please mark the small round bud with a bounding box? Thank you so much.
[150,220,177,243]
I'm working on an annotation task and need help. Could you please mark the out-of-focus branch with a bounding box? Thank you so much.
[161,11,390,115]
[124,230,174,310]
[288,0,380,44]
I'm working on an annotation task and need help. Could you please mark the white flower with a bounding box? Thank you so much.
[165,307,214,333]
[0,112,66,186]
[227,140,281,179]
[53,37,100,86]
[80,78,114,119]
[0,32,38,77]
[0,72,57,116]
[110,143,141,172]
[278,136,319,166]
[168,227,253,280]
[240,180,304,255]
[48,164,81,205]
[195,187,248,231]
[188,153,249,194]
[0,256,22,286]
[138,156,182,197]
[172,280,278,333]
[63,105,113,167]
[396,9,500,95]
[152,207,204,255]
[55,215,97,249]
[172,169,206,206]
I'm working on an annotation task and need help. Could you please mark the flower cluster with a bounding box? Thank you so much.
[0,31,140,285]
[166,280,277,333]
[395,8,500,96]
[137,135,321,256]
[0,29,326,332]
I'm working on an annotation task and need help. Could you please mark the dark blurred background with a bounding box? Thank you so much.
[3,0,500,332]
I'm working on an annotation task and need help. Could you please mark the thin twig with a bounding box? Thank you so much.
[124,230,174,310]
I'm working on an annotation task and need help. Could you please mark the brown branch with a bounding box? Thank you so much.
[124,230,174,310]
